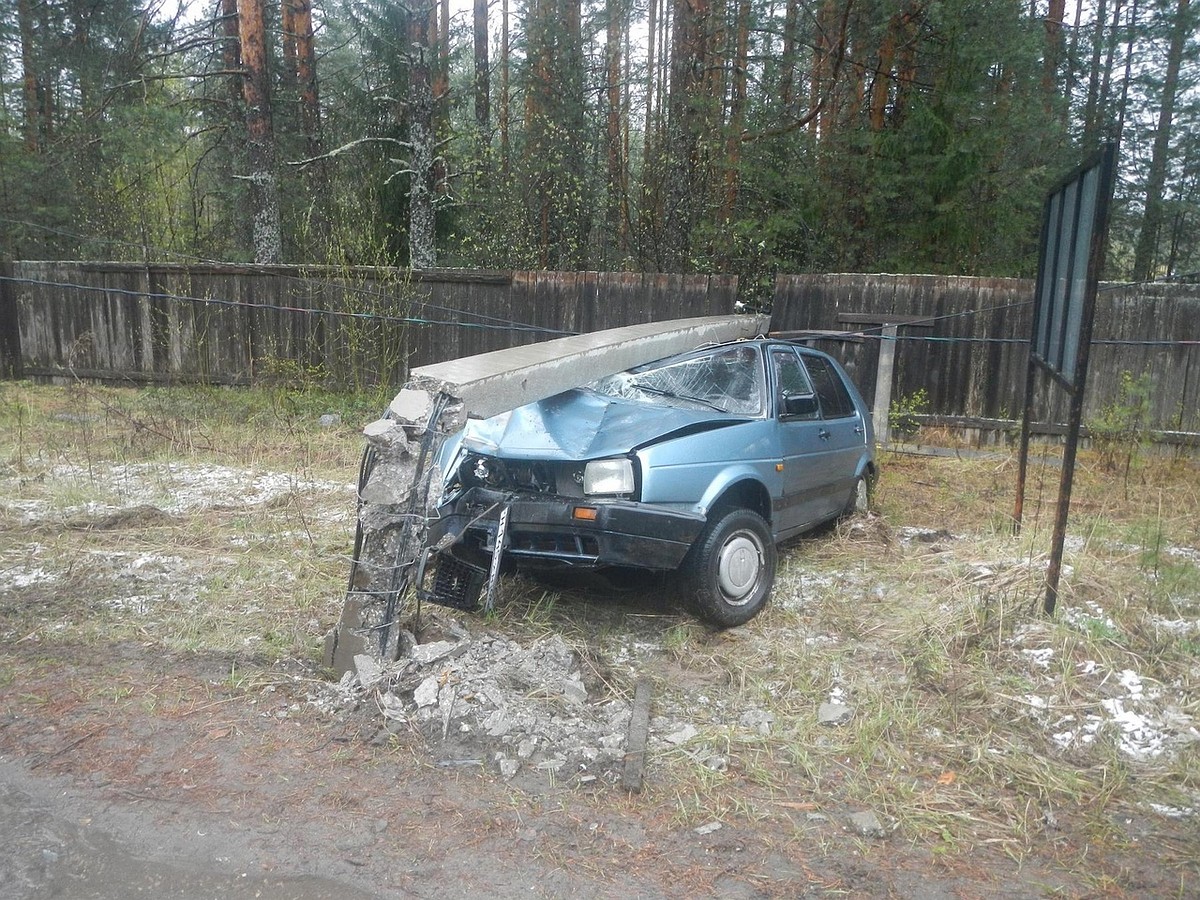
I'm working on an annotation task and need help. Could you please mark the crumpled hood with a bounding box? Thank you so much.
[459,388,747,461]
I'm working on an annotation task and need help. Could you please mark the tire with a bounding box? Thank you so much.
[841,474,870,518]
[682,508,777,627]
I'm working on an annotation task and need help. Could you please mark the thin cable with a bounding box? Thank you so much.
[0,216,570,334]
[0,274,577,336]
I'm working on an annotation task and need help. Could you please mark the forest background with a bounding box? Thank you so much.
[1,0,1196,306]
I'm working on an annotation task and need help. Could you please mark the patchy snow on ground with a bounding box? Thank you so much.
[1,461,353,523]
[1009,616,1200,760]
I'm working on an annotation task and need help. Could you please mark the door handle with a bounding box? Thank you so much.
[819,429,831,441]
[854,425,864,435]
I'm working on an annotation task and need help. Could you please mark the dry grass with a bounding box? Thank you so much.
[1,382,1197,872]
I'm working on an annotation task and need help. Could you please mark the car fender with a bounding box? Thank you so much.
[694,466,775,522]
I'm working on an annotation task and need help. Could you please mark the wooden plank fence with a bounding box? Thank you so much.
[772,274,1200,436]
[0,263,737,387]
[4,264,1196,439]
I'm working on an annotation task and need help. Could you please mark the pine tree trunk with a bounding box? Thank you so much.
[1132,0,1190,279]
[606,0,627,257]
[238,0,283,264]
[408,0,437,268]
[474,0,490,140]
[720,0,750,225]
[18,0,39,151]
[500,0,510,167]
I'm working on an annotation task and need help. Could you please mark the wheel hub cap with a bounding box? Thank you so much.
[718,535,761,604]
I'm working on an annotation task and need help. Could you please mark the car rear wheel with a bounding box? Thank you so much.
[683,508,776,627]
[842,474,870,518]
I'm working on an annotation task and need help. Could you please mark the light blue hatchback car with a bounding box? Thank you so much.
[426,338,876,627]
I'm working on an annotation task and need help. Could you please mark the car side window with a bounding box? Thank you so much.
[802,355,857,419]
[771,348,818,419]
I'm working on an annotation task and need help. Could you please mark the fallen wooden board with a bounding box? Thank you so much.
[622,676,653,793]
[408,314,768,421]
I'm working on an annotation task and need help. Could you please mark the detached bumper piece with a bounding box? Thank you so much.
[423,551,486,611]
[430,488,706,573]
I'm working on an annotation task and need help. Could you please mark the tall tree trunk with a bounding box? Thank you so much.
[431,0,448,197]
[500,0,510,167]
[642,0,657,169]
[408,0,437,268]
[18,0,40,151]
[1113,0,1138,148]
[720,0,750,226]
[473,0,490,141]
[238,0,283,264]
[1132,0,1190,279]
[1082,0,1110,148]
[1042,0,1066,112]
[280,0,298,94]
[221,0,242,108]
[664,0,713,268]
[869,18,897,132]
[1095,0,1126,143]
[292,0,322,160]
[779,0,799,111]
[606,0,628,257]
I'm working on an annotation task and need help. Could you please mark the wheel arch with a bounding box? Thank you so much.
[702,476,772,525]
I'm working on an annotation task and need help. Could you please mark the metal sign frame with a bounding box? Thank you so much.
[1013,143,1118,614]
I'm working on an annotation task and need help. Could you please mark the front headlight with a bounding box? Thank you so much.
[583,457,634,496]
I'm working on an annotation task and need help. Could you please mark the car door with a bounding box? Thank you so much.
[769,346,835,536]
[800,352,868,518]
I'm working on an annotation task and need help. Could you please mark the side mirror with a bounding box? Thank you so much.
[783,393,819,417]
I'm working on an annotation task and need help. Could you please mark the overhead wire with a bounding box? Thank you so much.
[0,216,578,337]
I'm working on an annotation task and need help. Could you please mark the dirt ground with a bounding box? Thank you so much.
[1,386,1197,898]
[2,626,1194,899]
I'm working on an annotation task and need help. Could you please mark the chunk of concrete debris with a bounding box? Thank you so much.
[388,388,434,427]
[413,675,440,708]
[380,692,406,721]
[694,821,723,836]
[482,708,511,737]
[318,413,341,427]
[664,724,698,745]
[561,674,588,705]
[740,708,774,735]
[818,702,854,726]
[411,639,462,665]
[363,418,411,450]
[354,654,384,690]
[497,755,520,779]
[848,810,887,838]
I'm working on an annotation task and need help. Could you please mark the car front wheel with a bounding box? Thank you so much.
[683,508,777,627]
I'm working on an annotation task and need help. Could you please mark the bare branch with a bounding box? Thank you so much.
[287,137,414,168]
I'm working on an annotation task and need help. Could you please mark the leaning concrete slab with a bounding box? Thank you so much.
[408,314,768,422]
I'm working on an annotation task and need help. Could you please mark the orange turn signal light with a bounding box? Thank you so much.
[573,507,599,521]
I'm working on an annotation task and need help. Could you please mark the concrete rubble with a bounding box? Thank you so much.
[314,622,642,783]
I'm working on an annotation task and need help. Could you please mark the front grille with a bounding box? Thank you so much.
[508,531,600,559]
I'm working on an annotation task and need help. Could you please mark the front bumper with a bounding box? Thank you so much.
[429,487,706,571]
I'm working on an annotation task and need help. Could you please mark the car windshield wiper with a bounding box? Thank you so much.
[632,383,725,411]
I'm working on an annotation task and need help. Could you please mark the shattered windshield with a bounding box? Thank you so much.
[592,344,765,415]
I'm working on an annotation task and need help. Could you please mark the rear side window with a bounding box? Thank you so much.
[802,356,857,419]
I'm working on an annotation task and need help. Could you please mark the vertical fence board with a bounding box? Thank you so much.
[772,273,1200,434]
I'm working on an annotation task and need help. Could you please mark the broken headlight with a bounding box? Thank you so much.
[583,457,634,496]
